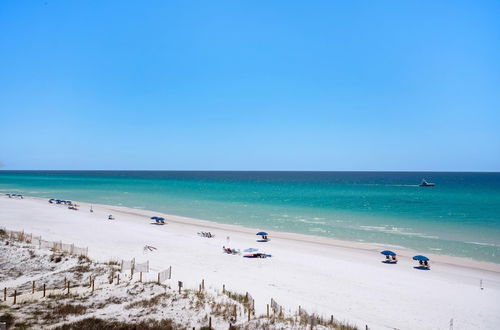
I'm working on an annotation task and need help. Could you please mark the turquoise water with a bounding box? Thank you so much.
[1,171,499,263]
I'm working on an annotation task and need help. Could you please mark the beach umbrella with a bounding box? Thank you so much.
[157,217,165,221]
[380,250,396,256]
[244,248,259,252]
[150,216,159,220]
[256,232,268,236]
[412,255,429,261]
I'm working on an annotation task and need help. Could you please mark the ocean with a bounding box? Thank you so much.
[1,171,499,263]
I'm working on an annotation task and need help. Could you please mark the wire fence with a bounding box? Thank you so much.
[135,261,149,273]
[3,229,88,257]
[158,266,172,283]
[120,258,135,272]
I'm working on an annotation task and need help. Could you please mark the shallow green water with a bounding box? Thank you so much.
[1,171,499,262]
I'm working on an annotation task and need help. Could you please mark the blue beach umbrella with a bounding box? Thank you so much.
[157,217,165,221]
[256,232,268,236]
[150,216,159,220]
[380,250,396,256]
[244,248,259,253]
[413,255,429,261]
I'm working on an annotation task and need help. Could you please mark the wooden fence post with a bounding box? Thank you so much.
[233,305,237,322]
[117,274,120,285]
[139,272,142,282]
[330,315,333,324]
[223,284,225,293]
[208,317,212,329]
[92,280,95,293]
[267,304,269,317]
[13,290,16,304]
[3,287,6,301]
[64,277,67,289]
[67,281,70,295]
[43,284,46,297]
[32,281,35,294]
[157,273,160,284]
[202,279,205,290]
[248,308,251,321]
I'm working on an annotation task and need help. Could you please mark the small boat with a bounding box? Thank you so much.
[419,179,435,187]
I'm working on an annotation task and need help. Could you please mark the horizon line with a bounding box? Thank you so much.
[1,169,499,173]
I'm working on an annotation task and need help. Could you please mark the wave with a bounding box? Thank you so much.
[358,225,439,239]
[297,218,327,225]
[465,241,500,248]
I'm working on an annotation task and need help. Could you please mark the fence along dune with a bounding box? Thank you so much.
[3,228,88,257]
[0,226,360,329]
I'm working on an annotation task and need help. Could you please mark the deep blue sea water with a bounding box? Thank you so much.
[1,171,499,263]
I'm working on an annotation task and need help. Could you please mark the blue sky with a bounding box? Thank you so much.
[0,1,499,171]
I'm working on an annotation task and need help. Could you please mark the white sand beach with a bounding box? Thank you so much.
[1,196,500,329]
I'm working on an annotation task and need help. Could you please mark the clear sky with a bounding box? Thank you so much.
[1,1,499,171]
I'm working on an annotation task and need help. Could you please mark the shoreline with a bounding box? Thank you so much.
[2,195,500,329]
[6,195,500,273]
